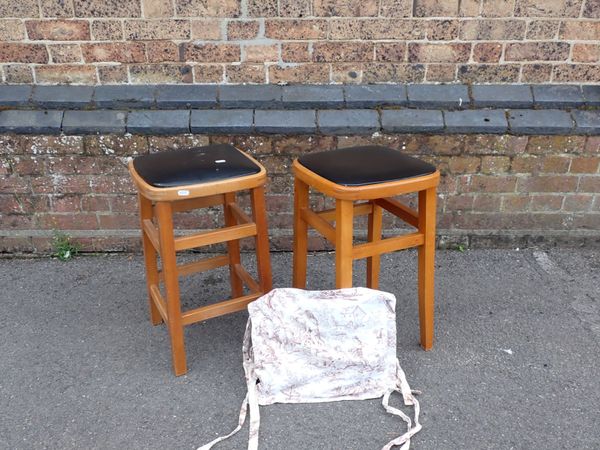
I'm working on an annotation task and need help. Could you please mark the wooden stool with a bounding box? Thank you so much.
[292,145,440,349]
[129,144,272,376]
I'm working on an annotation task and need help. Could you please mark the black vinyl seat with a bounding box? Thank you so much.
[132,144,261,188]
[297,145,436,187]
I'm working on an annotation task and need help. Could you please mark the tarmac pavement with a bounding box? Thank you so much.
[0,249,599,450]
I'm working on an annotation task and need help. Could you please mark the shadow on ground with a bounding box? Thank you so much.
[0,249,599,449]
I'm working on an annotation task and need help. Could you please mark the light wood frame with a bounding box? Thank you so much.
[130,150,272,376]
[292,159,440,350]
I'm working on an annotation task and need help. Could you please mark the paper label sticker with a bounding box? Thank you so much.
[177,190,190,196]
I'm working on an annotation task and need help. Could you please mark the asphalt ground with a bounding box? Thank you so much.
[1,249,599,450]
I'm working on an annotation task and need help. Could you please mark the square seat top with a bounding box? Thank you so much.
[297,145,436,187]
[132,144,261,188]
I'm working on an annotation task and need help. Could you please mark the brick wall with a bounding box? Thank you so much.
[1,0,599,85]
[1,133,599,253]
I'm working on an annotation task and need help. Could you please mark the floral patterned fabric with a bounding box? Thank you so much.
[198,288,422,450]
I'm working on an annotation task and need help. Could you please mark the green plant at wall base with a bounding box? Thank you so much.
[52,232,81,261]
[455,244,467,253]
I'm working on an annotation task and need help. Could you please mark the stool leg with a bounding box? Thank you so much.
[293,178,309,288]
[418,188,437,350]
[366,201,383,289]
[335,199,354,289]
[224,192,243,298]
[155,202,187,376]
[138,193,162,325]
[251,186,272,293]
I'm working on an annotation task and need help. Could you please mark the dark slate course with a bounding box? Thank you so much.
[191,109,253,134]
[344,85,407,108]
[0,110,63,134]
[381,109,444,133]
[62,110,127,134]
[0,85,33,107]
[444,110,508,134]
[572,110,600,136]
[508,109,573,135]
[254,110,316,134]
[532,85,585,108]
[471,85,533,108]
[32,85,94,109]
[407,84,469,109]
[219,85,281,109]
[94,85,156,109]
[155,85,218,109]
[582,85,600,107]
[281,85,344,109]
[127,110,190,135]
[318,110,379,135]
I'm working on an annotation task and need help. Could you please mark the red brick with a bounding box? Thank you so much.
[481,0,515,17]
[26,20,90,40]
[518,175,579,193]
[473,194,502,211]
[408,43,470,63]
[227,20,259,40]
[445,195,474,212]
[74,0,141,17]
[185,43,240,63]
[0,20,25,40]
[37,213,98,230]
[81,196,110,212]
[21,135,85,156]
[363,19,427,40]
[541,156,570,173]
[527,136,586,155]
[563,194,593,212]
[52,195,82,213]
[461,175,518,193]
[0,0,38,18]
[247,0,277,17]
[98,214,139,229]
[90,176,136,194]
[585,137,600,155]
[481,156,511,174]
[570,157,600,174]
[0,43,48,63]
[264,19,328,40]
[505,42,570,61]
[448,156,481,173]
[530,194,564,211]
[82,43,146,63]
[501,194,531,212]
[0,215,34,229]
